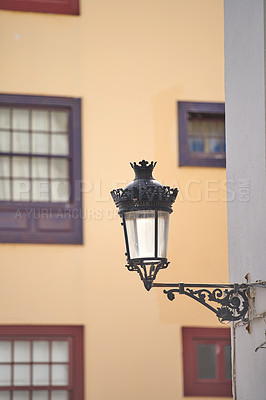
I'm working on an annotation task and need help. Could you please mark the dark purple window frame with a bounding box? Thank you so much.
[0,325,84,400]
[182,327,232,397]
[178,101,226,168]
[0,0,79,15]
[0,94,82,244]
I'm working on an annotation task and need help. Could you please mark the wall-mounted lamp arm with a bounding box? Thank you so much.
[111,162,266,324]
[152,282,266,323]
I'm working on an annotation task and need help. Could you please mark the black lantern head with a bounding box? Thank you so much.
[111,160,178,291]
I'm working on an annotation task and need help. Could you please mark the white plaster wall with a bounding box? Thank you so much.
[224,0,266,398]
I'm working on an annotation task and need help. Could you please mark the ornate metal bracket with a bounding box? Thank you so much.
[126,261,169,291]
[152,282,266,322]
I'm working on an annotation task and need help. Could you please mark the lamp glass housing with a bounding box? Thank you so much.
[157,210,169,257]
[111,160,178,290]
[124,210,169,262]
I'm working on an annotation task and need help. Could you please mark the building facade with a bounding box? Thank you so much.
[0,1,229,399]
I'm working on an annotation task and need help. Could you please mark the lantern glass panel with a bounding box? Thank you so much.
[158,211,169,258]
[124,210,155,260]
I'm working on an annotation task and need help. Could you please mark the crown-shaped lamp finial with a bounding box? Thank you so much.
[130,160,157,179]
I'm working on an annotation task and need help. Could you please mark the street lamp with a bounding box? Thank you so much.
[111,160,266,322]
[111,160,178,290]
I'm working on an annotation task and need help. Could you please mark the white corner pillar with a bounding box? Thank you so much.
[225,0,266,399]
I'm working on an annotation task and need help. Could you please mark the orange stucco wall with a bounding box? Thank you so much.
[0,1,229,399]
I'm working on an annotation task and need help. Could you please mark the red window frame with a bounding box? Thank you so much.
[0,0,79,15]
[182,327,232,397]
[0,325,84,399]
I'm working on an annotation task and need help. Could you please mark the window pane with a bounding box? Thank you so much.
[0,157,10,177]
[208,120,219,136]
[51,181,69,202]
[0,179,11,201]
[32,158,49,179]
[0,131,10,152]
[32,110,49,131]
[14,341,30,362]
[32,391,49,400]
[33,364,49,386]
[211,119,225,137]
[32,181,49,202]
[225,345,232,380]
[206,138,221,153]
[0,108,10,129]
[0,341,11,362]
[32,133,49,154]
[13,392,30,400]
[51,365,68,386]
[189,138,204,152]
[14,365,30,385]
[51,111,68,132]
[52,341,69,362]
[51,134,69,156]
[13,157,30,178]
[51,159,68,179]
[0,392,10,400]
[13,132,30,153]
[13,109,29,130]
[188,119,201,136]
[0,365,11,386]
[51,391,68,400]
[188,115,225,138]
[12,180,31,201]
[197,344,216,379]
[33,341,49,362]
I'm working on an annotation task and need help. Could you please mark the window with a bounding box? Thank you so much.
[0,94,82,244]
[0,325,83,400]
[178,102,225,167]
[0,0,79,15]
[182,327,232,397]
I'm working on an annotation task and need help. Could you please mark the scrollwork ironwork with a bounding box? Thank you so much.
[110,160,178,214]
[111,186,178,213]
[126,261,169,291]
[162,284,249,322]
